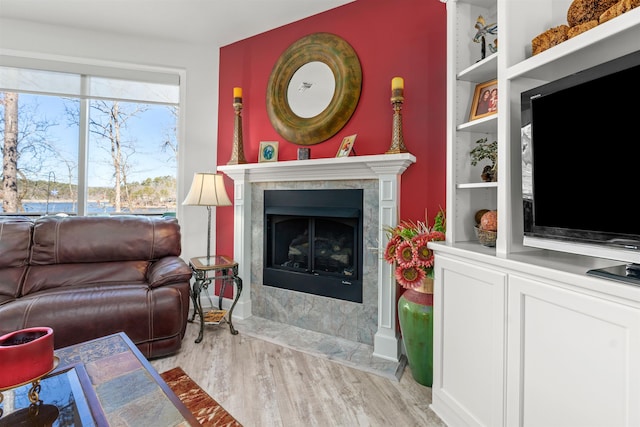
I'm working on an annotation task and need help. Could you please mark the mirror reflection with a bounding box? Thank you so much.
[287,61,335,118]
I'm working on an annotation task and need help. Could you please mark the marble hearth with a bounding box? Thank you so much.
[217,153,415,362]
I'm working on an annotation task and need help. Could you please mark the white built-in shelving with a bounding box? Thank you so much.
[445,0,499,249]
[432,1,640,426]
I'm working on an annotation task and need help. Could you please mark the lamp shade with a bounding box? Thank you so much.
[183,173,232,207]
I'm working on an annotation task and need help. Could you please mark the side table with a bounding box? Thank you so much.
[188,255,243,343]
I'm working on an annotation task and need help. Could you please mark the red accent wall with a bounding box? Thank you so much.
[216,0,447,259]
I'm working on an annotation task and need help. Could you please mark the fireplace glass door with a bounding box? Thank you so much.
[271,216,356,277]
[263,189,363,303]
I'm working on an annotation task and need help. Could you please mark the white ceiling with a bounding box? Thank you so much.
[0,0,354,46]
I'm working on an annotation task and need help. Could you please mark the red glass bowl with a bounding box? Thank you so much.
[0,327,54,389]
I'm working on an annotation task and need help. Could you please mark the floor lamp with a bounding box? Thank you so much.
[183,173,232,266]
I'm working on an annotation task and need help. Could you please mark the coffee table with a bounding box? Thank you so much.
[0,332,200,426]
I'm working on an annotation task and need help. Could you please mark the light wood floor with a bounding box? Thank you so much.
[150,321,447,427]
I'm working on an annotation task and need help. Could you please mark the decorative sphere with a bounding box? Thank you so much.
[480,210,498,231]
[475,209,490,224]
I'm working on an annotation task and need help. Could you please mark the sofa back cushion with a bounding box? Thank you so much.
[0,217,33,268]
[0,218,33,300]
[30,215,182,265]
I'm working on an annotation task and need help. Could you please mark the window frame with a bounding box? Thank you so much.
[0,52,185,217]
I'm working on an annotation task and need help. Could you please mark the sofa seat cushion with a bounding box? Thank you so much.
[0,268,28,300]
[22,261,150,295]
[0,282,190,351]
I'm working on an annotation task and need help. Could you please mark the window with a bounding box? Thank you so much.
[0,61,180,216]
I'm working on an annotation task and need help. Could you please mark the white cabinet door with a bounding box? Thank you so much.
[432,254,507,427]
[507,275,640,427]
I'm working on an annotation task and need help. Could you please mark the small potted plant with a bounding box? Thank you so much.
[470,137,497,182]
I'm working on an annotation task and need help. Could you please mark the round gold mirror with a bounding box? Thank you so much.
[266,33,362,146]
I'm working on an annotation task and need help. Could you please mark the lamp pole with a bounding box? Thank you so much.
[206,205,212,265]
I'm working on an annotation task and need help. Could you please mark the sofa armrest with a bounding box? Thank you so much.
[147,257,193,289]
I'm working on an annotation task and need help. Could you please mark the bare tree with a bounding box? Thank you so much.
[2,92,19,212]
[120,149,135,211]
[161,105,179,158]
[88,100,147,212]
[60,157,77,207]
[1,92,61,213]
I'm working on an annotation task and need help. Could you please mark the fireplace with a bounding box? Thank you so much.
[217,153,416,361]
[263,189,363,303]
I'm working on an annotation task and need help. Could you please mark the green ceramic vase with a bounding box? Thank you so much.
[398,279,434,387]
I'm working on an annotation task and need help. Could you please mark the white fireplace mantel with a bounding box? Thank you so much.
[217,152,416,362]
[218,153,416,183]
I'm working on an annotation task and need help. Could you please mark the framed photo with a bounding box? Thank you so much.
[259,141,278,162]
[469,79,498,121]
[336,134,357,158]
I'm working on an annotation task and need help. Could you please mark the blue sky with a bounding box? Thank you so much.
[19,93,176,187]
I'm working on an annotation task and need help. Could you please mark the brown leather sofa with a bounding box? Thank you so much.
[0,215,193,359]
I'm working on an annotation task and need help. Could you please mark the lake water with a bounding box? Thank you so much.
[0,202,172,215]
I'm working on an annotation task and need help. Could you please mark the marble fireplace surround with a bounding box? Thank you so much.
[217,153,415,362]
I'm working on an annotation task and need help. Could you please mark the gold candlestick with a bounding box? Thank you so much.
[227,97,247,165]
[386,88,409,154]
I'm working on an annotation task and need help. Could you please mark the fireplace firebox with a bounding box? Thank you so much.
[263,189,363,303]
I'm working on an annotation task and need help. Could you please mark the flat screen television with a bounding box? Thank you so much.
[520,50,640,286]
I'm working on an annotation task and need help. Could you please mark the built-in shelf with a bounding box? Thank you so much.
[457,181,498,189]
[507,8,640,82]
[457,52,497,82]
[457,114,497,133]
[447,0,499,246]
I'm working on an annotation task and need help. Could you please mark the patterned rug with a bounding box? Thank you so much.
[160,367,242,427]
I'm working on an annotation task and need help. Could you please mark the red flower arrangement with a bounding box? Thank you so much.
[383,209,446,289]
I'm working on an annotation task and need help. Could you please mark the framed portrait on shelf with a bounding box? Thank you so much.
[469,79,498,121]
[258,141,278,162]
[336,134,357,158]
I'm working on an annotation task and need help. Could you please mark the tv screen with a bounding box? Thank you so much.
[521,50,640,277]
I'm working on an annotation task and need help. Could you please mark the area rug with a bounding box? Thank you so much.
[160,367,242,427]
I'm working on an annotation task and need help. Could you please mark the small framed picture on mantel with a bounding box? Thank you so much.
[336,134,357,157]
[258,141,278,162]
